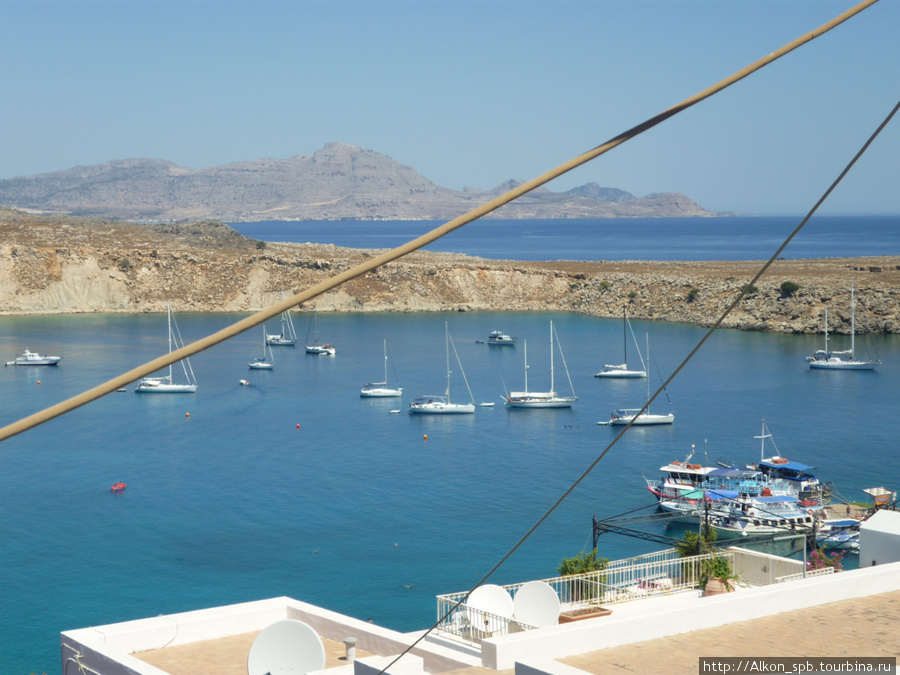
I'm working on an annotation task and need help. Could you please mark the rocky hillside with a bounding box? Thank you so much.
[0,143,716,222]
[1,208,897,334]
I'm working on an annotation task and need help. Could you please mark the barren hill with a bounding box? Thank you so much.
[1,207,898,336]
[0,143,716,222]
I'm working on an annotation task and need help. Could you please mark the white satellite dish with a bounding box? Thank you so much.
[513,580,560,628]
[247,619,327,675]
[466,584,514,629]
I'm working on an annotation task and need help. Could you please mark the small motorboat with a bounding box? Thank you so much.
[110,482,127,492]
[479,402,495,407]
[239,379,250,386]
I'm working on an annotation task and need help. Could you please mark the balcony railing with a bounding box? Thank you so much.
[435,549,729,644]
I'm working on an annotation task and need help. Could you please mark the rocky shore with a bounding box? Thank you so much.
[2,208,898,334]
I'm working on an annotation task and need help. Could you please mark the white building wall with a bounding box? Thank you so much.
[859,509,900,568]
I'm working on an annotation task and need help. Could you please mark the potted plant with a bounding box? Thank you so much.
[699,552,740,596]
[556,548,612,621]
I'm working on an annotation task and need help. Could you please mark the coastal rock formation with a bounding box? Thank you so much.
[1,208,898,335]
[0,143,716,222]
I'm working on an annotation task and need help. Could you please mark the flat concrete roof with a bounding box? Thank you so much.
[559,589,900,674]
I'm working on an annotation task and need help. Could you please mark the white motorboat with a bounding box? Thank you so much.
[12,349,62,366]
[505,322,576,408]
[488,330,516,346]
[249,327,275,370]
[603,335,673,425]
[595,308,647,378]
[135,303,198,394]
[361,340,402,398]
[267,291,297,346]
[409,323,475,414]
[305,304,335,355]
[807,284,880,370]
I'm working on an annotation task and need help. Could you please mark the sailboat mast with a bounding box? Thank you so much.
[645,334,650,413]
[549,321,555,394]
[851,283,856,359]
[167,302,173,381]
[623,307,627,366]
[445,322,451,401]
[383,339,389,383]
[523,341,529,393]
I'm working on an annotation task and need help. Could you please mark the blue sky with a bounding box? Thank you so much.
[1,0,897,215]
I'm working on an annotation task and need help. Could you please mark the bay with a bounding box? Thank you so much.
[1,310,898,673]
[231,215,900,261]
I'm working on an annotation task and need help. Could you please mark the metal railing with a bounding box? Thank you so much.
[435,549,727,643]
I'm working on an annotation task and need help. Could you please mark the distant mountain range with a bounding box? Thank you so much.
[0,142,718,222]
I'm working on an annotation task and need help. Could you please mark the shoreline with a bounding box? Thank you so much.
[1,208,899,333]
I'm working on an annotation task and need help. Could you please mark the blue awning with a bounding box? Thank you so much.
[759,459,815,472]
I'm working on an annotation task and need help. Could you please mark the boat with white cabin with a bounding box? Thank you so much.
[305,305,335,355]
[409,323,475,414]
[248,327,275,370]
[602,335,673,425]
[488,330,516,346]
[505,321,576,408]
[267,291,297,346]
[11,349,62,366]
[807,283,880,370]
[361,340,403,398]
[135,303,198,393]
[595,308,647,378]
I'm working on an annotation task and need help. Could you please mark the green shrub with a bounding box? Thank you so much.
[627,291,637,299]
[598,281,610,291]
[117,258,132,270]
[741,284,759,296]
[686,288,699,303]
[780,281,799,297]
[558,548,609,576]
[256,240,267,250]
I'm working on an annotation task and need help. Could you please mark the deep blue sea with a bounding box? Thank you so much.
[2,217,899,673]
[231,215,900,261]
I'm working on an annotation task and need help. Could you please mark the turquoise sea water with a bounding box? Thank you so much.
[2,215,899,672]
[1,309,898,673]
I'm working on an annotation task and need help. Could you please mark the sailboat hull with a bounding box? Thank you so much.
[135,380,197,393]
[608,410,674,425]
[594,369,646,378]
[361,387,403,398]
[506,393,575,408]
[409,398,474,414]
[809,359,877,370]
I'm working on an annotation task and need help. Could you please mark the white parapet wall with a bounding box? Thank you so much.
[61,596,478,675]
[485,560,900,671]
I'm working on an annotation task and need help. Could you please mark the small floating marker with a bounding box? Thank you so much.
[186,412,190,418]
[37,381,41,386]
[423,434,428,442]
[297,423,301,429]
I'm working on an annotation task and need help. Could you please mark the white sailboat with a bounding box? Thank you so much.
[807,283,880,370]
[361,340,402,398]
[267,291,297,346]
[409,323,475,414]
[595,307,647,378]
[602,334,673,425]
[305,305,335,356]
[249,327,275,370]
[505,321,577,408]
[135,303,198,393]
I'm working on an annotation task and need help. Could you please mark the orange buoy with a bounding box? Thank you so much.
[423,434,428,441]
[297,423,301,429]
[37,381,41,386]
[186,412,190,418]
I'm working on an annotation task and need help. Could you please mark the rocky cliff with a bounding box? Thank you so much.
[0,143,716,222]
[1,208,897,335]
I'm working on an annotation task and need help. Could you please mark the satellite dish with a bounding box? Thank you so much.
[466,584,514,628]
[513,580,560,628]
[247,619,327,675]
